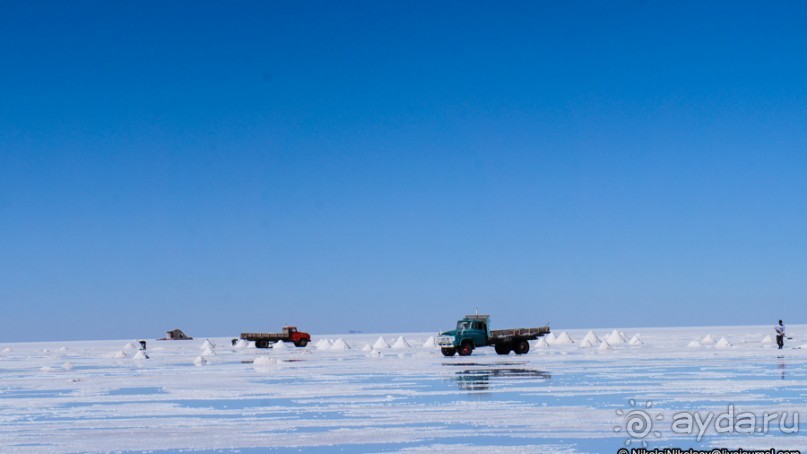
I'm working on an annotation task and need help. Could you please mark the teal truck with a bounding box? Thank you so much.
[436,314,550,357]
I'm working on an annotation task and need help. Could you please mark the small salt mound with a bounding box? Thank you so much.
[701,334,716,345]
[761,335,774,345]
[597,340,613,351]
[58,346,69,352]
[42,349,50,353]
[253,356,277,367]
[330,339,351,350]
[315,338,330,348]
[422,336,437,348]
[361,344,373,352]
[317,339,333,350]
[391,336,411,349]
[233,339,249,349]
[2,347,12,353]
[133,350,149,360]
[201,347,216,356]
[628,334,643,345]
[545,332,557,344]
[124,342,137,350]
[605,330,626,345]
[201,340,215,350]
[369,349,384,358]
[583,331,600,344]
[715,337,732,349]
[372,337,391,349]
[687,340,702,348]
[554,332,574,344]
[534,338,550,349]
[113,350,128,359]
[273,341,289,351]
[193,356,208,367]
[62,362,74,371]
[579,337,595,348]
[40,366,58,373]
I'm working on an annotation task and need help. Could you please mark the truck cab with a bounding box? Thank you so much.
[436,314,491,356]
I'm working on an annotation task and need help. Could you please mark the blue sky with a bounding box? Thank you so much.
[2,1,807,342]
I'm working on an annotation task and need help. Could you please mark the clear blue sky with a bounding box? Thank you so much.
[2,1,807,342]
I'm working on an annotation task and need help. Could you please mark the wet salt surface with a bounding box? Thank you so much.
[1,326,807,452]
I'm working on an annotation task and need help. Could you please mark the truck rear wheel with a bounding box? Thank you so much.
[441,347,456,357]
[256,340,270,349]
[513,339,530,355]
[495,343,511,355]
[458,341,474,356]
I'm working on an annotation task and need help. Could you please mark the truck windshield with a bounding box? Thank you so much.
[457,321,471,330]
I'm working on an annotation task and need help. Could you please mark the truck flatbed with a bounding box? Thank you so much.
[490,326,551,341]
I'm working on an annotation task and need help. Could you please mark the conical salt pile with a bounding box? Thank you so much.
[761,335,774,345]
[554,332,574,344]
[715,337,732,349]
[133,350,148,360]
[534,338,550,348]
[701,334,716,345]
[361,344,373,352]
[545,332,557,344]
[369,349,384,358]
[422,336,437,348]
[605,330,625,345]
[391,336,411,349]
[628,334,642,345]
[317,339,333,350]
[579,337,595,348]
[124,342,136,350]
[372,337,390,349]
[2,347,12,353]
[113,350,128,359]
[273,341,289,351]
[62,362,74,371]
[687,340,702,348]
[193,356,207,366]
[597,340,613,351]
[583,331,600,344]
[330,338,351,350]
[201,340,215,350]
[201,347,216,356]
[233,339,248,349]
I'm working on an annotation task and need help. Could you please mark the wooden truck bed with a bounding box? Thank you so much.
[240,332,285,340]
[489,326,550,341]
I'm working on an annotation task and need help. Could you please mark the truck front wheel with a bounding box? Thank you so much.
[458,341,474,356]
[441,347,456,357]
[513,339,530,355]
[495,343,511,355]
[295,339,309,347]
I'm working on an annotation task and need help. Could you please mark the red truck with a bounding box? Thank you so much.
[240,326,311,348]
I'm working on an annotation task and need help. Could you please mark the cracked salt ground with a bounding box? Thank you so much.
[1,326,806,452]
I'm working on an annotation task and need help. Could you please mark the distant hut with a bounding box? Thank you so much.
[161,329,193,340]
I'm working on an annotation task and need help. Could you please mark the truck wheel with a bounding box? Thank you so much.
[441,347,456,357]
[256,340,269,349]
[495,343,511,355]
[295,339,308,347]
[458,341,474,356]
[514,339,530,355]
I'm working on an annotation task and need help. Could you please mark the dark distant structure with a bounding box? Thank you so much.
[159,329,193,340]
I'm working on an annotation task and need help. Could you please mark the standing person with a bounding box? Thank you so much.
[775,320,785,350]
